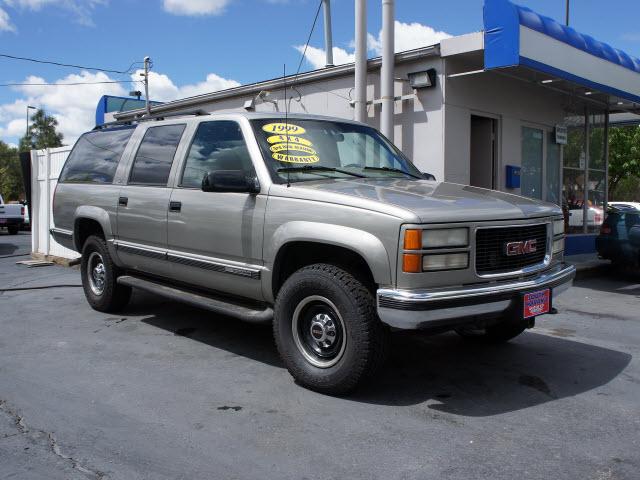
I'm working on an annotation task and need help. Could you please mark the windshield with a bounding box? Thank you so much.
[250,118,423,183]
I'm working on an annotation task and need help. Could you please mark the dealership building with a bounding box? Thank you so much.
[115,0,640,254]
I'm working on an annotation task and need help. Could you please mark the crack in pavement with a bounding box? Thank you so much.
[0,399,108,480]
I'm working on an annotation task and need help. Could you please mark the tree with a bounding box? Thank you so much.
[608,125,640,198]
[19,108,64,151]
[0,141,23,201]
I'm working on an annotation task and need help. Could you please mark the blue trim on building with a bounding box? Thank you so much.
[483,0,520,69]
[516,5,640,74]
[483,0,640,104]
[519,57,640,105]
[565,235,597,256]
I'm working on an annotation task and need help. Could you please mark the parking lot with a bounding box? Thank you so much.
[1,231,639,480]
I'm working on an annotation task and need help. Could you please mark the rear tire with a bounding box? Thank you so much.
[7,225,19,235]
[455,315,528,343]
[81,235,131,312]
[273,263,388,395]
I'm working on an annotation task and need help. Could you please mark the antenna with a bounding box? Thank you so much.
[283,64,291,188]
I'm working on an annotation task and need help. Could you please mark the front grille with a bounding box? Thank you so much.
[475,224,548,275]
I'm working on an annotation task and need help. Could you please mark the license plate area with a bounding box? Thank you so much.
[523,289,551,319]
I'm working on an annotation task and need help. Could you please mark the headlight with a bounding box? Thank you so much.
[422,252,469,271]
[553,218,565,236]
[553,238,564,255]
[422,228,469,248]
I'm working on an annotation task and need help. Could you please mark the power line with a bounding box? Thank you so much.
[0,80,141,87]
[0,53,143,74]
[292,0,323,83]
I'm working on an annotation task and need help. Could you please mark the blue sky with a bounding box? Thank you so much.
[1,0,639,146]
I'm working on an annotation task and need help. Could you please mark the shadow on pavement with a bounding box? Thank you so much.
[129,291,631,415]
[575,273,640,295]
[0,239,19,256]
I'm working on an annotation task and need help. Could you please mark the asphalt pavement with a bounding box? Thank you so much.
[1,231,639,480]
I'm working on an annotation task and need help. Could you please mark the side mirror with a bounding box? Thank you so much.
[422,172,436,181]
[202,170,260,194]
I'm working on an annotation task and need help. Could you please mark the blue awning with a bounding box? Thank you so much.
[484,0,640,105]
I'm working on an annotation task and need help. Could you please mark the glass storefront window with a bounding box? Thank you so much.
[521,127,544,199]
[561,110,608,234]
[546,132,561,205]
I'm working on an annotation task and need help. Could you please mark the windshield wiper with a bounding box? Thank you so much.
[363,166,421,179]
[277,165,365,178]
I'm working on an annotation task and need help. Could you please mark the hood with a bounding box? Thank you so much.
[283,178,561,223]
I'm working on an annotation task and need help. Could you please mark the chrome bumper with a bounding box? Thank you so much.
[377,263,576,330]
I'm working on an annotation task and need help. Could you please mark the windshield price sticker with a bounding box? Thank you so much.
[263,122,321,164]
[272,152,319,164]
[262,123,306,135]
[266,135,312,146]
[270,143,317,155]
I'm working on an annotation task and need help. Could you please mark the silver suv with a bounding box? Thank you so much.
[52,112,575,394]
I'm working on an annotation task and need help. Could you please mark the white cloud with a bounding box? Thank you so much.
[0,69,240,146]
[0,7,16,31]
[130,70,240,102]
[368,21,451,56]
[294,45,355,70]
[3,0,106,26]
[296,21,451,70]
[162,0,230,16]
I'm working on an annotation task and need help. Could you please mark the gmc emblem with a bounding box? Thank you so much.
[505,239,537,256]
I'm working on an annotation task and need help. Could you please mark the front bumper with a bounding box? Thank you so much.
[377,263,576,330]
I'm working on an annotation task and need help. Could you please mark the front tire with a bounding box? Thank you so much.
[273,264,388,395]
[81,235,131,312]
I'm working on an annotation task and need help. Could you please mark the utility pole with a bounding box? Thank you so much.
[565,0,569,26]
[354,0,367,123]
[142,56,151,116]
[322,0,334,67]
[381,0,395,139]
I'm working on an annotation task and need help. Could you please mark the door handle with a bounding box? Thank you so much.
[118,196,128,206]
[169,201,182,212]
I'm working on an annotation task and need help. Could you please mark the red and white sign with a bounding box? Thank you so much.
[523,289,550,318]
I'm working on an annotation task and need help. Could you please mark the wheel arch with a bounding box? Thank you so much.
[266,221,392,301]
[73,206,113,252]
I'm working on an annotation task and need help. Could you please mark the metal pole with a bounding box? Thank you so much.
[381,0,395,139]
[583,107,589,234]
[565,0,569,26]
[143,56,151,116]
[322,0,334,67]
[354,0,367,123]
[604,109,609,211]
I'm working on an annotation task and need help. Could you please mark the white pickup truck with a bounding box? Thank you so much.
[0,194,26,235]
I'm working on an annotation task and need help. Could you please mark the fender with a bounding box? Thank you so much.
[73,206,118,262]
[264,221,392,301]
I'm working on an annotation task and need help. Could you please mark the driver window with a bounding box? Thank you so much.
[180,121,254,188]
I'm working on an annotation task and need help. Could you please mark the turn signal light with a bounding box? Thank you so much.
[404,229,422,250]
[402,253,422,273]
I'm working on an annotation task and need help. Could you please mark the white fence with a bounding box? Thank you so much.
[30,146,79,260]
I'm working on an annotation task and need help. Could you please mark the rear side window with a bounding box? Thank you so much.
[129,124,186,186]
[59,126,135,184]
[180,121,254,188]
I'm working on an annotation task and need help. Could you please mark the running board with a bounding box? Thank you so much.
[117,275,273,324]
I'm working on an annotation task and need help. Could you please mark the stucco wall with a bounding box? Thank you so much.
[443,57,567,192]
[186,56,446,180]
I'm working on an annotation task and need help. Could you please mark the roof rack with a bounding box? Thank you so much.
[93,108,210,130]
